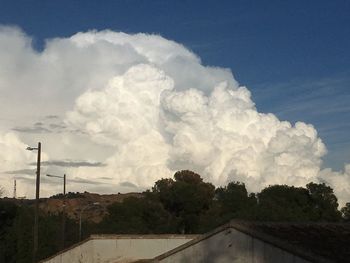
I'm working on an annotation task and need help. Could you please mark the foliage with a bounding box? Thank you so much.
[99,196,175,235]
[0,201,80,262]
[216,182,257,220]
[256,185,313,221]
[306,182,342,221]
[0,200,18,263]
[152,170,215,233]
[341,203,350,221]
[0,186,4,197]
[50,192,85,199]
[1,171,349,261]
[256,183,342,222]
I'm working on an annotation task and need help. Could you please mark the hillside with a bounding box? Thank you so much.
[42,192,143,222]
[4,192,143,223]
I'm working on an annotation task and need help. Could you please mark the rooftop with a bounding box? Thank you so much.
[155,221,350,263]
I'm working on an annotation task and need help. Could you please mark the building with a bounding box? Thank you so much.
[155,221,350,263]
[41,221,350,262]
[39,234,198,263]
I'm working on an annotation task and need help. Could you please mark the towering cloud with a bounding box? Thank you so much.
[0,26,349,204]
[0,132,37,196]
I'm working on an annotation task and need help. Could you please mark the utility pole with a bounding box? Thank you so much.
[34,142,41,263]
[13,179,16,199]
[27,142,41,263]
[63,174,66,196]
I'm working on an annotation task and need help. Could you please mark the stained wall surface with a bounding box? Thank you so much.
[41,240,94,263]
[157,228,311,263]
[41,235,195,263]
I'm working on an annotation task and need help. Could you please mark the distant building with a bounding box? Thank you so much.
[40,221,350,262]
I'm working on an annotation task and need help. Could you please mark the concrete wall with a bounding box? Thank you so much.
[92,237,193,263]
[157,228,311,263]
[42,240,94,263]
[41,235,195,263]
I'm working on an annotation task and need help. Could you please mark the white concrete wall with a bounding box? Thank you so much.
[42,239,94,263]
[92,238,193,263]
[158,228,311,263]
[41,236,195,263]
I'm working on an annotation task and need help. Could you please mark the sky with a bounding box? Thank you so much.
[0,0,349,203]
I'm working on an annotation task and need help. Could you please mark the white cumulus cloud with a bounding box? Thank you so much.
[0,26,349,205]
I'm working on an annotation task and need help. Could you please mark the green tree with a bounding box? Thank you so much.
[256,185,313,221]
[341,203,350,221]
[37,213,66,261]
[100,196,174,234]
[256,183,342,222]
[216,182,257,220]
[0,200,18,263]
[12,205,34,263]
[153,170,215,233]
[0,186,4,197]
[306,182,342,221]
[197,200,225,233]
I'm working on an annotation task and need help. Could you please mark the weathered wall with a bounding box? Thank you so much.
[41,235,195,263]
[92,237,194,263]
[42,239,94,263]
[157,228,311,263]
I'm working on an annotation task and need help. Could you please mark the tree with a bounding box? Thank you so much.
[0,186,4,197]
[306,182,342,221]
[153,170,215,233]
[255,183,341,222]
[0,200,18,263]
[341,203,350,221]
[256,185,313,221]
[100,196,174,234]
[11,205,34,263]
[215,182,257,220]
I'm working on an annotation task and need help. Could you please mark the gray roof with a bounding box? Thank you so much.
[155,221,350,263]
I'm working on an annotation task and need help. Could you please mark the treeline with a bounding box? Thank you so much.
[1,170,350,262]
[96,170,350,235]
[0,203,79,263]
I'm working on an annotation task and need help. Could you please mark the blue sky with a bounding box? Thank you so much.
[0,0,349,170]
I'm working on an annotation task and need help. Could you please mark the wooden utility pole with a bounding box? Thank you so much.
[13,179,16,199]
[33,142,41,263]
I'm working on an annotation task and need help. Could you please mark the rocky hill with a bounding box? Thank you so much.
[42,192,143,222]
[4,192,143,223]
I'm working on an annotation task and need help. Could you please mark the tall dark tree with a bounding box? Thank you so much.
[153,170,215,233]
[100,196,175,234]
[306,182,342,221]
[216,182,257,220]
[12,206,34,263]
[0,200,18,263]
[256,185,313,221]
[341,203,350,221]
